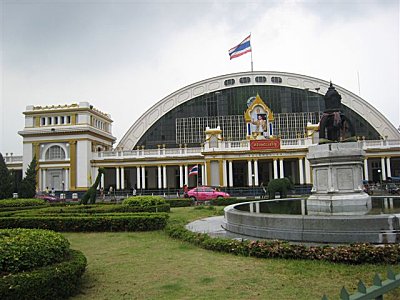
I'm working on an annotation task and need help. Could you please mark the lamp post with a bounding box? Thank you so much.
[377,169,382,189]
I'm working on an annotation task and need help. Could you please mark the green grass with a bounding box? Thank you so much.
[64,207,400,299]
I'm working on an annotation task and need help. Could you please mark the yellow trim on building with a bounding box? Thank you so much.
[69,141,77,190]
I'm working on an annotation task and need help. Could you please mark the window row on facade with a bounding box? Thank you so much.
[40,115,71,126]
[224,76,283,86]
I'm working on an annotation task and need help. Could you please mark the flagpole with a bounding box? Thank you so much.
[250,32,253,72]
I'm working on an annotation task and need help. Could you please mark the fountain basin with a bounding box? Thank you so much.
[224,199,400,244]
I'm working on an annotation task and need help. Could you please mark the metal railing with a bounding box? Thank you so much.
[4,139,400,163]
[322,268,400,300]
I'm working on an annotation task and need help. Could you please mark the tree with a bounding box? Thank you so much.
[0,153,13,199]
[19,156,38,198]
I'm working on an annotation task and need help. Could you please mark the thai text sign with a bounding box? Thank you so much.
[250,139,280,150]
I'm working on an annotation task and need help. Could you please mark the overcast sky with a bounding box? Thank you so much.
[1,0,399,155]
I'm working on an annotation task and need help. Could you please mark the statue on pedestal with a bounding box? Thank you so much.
[319,82,355,143]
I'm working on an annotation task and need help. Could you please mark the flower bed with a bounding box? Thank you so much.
[166,223,400,264]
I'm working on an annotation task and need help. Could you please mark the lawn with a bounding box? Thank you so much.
[64,207,400,300]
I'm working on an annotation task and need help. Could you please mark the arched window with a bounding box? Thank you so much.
[45,145,66,160]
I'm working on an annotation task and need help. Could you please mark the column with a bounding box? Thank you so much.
[273,159,278,179]
[163,165,167,189]
[179,165,183,188]
[279,159,284,178]
[247,160,253,186]
[228,160,233,187]
[99,169,104,190]
[116,167,120,190]
[121,167,125,190]
[364,159,369,181]
[305,158,311,184]
[42,169,47,191]
[65,169,69,191]
[254,160,259,186]
[201,164,206,186]
[184,165,188,186]
[298,158,304,185]
[386,157,392,178]
[141,166,146,189]
[222,160,227,187]
[381,157,387,181]
[136,166,141,189]
[158,166,162,189]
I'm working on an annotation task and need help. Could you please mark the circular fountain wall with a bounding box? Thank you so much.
[223,198,400,244]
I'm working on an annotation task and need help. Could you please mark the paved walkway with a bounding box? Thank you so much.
[186,216,256,240]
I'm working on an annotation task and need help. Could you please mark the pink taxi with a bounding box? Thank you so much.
[187,186,230,201]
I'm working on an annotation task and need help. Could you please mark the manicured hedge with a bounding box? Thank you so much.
[0,229,70,274]
[166,199,193,207]
[123,195,166,207]
[0,205,49,213]
[209,197,248,206]
[0,213,168,232]
[166,224,400,265]
[0,199,46,208]
[13,203,170,216]
[0,249,87,300]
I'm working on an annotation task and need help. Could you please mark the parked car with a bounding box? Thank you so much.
[35,193,61,202]
[187,186,230,201]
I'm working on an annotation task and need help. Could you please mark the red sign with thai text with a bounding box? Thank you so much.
[250,139,281,150]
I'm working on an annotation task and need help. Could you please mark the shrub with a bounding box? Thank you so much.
[0,249,87,300]
[0,213,168,232]
[165,223,400,265]
[0,199,46,208]
[0,228,70,274]
[123,195,166,207]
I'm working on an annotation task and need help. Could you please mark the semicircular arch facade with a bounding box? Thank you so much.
[118,71,399,150]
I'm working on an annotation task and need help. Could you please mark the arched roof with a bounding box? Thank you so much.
[118,71,399,150]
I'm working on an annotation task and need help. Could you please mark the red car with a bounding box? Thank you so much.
[187,186,230,201]
[35,194,61,202]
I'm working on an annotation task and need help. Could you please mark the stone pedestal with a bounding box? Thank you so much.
[306,142,371,215]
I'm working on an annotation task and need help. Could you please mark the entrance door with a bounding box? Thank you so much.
[52,175,61,191]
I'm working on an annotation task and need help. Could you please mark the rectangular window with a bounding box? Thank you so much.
[61,116,65,124]
[66,116,71,124]
[41,117,46,126]
[48,117,52,125]
[54,117,58,125]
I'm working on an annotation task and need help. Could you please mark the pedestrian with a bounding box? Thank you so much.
[183,184,189,198]
[260,182,267,199]
[132,187,137,196]
[100,187,104,199]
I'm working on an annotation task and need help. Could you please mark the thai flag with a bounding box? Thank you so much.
[229,34,251,60]
[189,165,198,176]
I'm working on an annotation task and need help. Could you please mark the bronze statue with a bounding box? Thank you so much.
[319,82,355,143]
